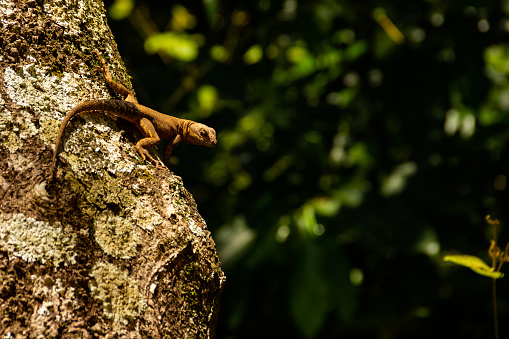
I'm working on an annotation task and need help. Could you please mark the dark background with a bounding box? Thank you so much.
[104,0,509,337]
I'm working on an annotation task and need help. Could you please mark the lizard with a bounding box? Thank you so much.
[50,51,217,177]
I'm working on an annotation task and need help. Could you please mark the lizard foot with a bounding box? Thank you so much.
[135,146,166,169]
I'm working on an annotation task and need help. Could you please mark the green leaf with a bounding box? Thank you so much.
[210,45,229,63]
[290,243,331,338]
[380,162,417,197]
[296,204,318,237]
[144,32,203,62]
[344,40,368,61]
[196,85,217,116]
[444,254,504,279]
[243,45,263,65]
[108,0,134,20]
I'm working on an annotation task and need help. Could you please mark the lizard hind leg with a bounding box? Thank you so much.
[93,50,138,104]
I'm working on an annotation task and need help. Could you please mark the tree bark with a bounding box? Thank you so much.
[0,0,225,338]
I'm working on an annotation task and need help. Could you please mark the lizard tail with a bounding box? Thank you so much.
[50,100,115,176]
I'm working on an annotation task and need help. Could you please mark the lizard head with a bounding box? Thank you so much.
[187,123,217,147]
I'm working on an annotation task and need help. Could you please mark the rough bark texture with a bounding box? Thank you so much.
[0,0,225,338]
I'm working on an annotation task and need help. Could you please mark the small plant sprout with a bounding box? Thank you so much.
[444,215,507,279]
[443,215,508,339]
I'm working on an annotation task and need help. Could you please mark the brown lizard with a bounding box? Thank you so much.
[50,52,217,177]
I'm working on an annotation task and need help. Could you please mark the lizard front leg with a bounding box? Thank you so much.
[164,135,182,165]
[135,117,163,167]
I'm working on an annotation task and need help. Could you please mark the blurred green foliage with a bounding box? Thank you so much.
[105,0,509,337]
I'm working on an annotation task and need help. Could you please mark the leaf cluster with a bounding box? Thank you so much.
[105,0,509,337]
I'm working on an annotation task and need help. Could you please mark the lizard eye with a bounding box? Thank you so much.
[200,129,207,137]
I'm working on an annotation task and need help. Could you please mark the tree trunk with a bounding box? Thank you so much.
[0,0,225,338]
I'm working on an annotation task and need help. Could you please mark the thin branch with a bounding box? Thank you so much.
[493,278,499,339]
